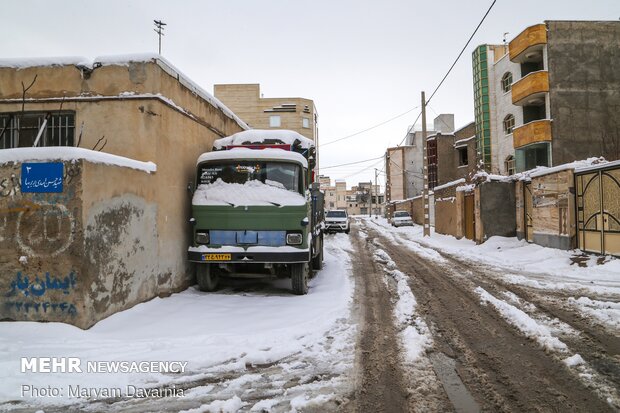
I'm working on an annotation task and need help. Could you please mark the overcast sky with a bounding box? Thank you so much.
[2,0,618,188]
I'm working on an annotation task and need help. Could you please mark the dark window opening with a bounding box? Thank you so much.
[516,142,550,172]
[521,61,543,77]
[523,104,546,124]
[0,112,75,149]
[427,139,438,189]
[457,147,468,166]
[501,72,513,93]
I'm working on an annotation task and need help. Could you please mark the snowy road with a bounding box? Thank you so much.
[0,235,356,413]
[2,218,620,412]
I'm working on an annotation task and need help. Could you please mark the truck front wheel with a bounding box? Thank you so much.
[291,263,309,295]
[312,235,324,271]
[197,264,219,292]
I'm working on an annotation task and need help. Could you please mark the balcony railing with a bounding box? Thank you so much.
[511,71,549,105]
[509,24,547,62]
[513,119,552,149]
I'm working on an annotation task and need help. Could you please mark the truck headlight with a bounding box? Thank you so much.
[196,231,209,244]
[286,233,303,245]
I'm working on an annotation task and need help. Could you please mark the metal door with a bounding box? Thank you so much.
[524,182,534,242]
[576,166,620,256]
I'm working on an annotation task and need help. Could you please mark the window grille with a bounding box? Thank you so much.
[0,112,75,149]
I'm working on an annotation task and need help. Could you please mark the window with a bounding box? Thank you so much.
[503,114,515,135]
[501,72,513,93]
[515,142,550,172]
[505,155,515,175]
[302,118,310,129]
[457,147,468,166]
[0,111,75,149]
[269,115,281,127]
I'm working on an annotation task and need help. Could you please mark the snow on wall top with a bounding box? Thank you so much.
[213,130,315,150]
[0,54,249,131]
[433,178,465,191]
[575,158,620,174]
[197,148,308,168]
[0,147,156,173]
[192,179,306,207]
[530,157,606,178]
[0,56,89,68]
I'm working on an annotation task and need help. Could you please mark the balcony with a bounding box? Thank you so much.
[513,119,552,149]
[511,71,549,106]
[509,24,547,63]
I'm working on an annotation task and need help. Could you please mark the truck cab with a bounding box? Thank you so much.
[187,130,323,295]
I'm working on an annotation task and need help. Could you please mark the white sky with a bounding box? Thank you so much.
[2,0,618,189]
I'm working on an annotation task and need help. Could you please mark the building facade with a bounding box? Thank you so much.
[474,21,620,174]
[0,55,246,328]
[214,84,318,142]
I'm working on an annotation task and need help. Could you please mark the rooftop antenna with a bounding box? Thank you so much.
[503,32,509,45]
[154,20,167,54]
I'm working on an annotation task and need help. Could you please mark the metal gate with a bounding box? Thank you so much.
[576,165,620,256]
[464,193,475,240]
[524,182,534,242]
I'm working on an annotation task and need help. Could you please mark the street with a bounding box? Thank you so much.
[1,218,619,412]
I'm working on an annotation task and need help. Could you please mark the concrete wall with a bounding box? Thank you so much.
[530,169,576,250]
[0,58,245,328]
[0,160,166,329]
[547,21,620,164]
[515,180,527,240]
[475,181,517,243]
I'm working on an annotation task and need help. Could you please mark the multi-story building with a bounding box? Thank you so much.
[426,122,477,188]
[386,114,454,202]
[213,83,318,142]
[473,21,620,174]
[472,44,522,174]
[320,176,384,215]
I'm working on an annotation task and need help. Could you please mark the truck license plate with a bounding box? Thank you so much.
[202,253,231,261]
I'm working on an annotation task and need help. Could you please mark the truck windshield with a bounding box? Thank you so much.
[326,210,347,218]
[198,161,302,193]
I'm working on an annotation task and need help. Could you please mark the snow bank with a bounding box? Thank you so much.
[196,147,308,168]
[475,287,567,352]
[192,178,305,207]
[0,147,156,173]
[214,130,315,150]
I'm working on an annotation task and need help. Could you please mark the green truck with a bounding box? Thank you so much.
[187,130,324,295]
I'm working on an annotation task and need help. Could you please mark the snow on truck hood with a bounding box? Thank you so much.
[196,148,308,168]
[213,129,315,150]
[193,179,306,207]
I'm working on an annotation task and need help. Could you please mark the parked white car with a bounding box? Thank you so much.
[325,210,350,234]
[391,211,413,227]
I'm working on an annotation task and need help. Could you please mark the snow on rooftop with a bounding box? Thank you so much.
[528,157,606,178]
[575,158,620,174]
[0,56,89,68]
[197,147,308,168]
[0,54,249,131]
[214,130,315,150]
[193,179,306,207]
[0,147,156,173]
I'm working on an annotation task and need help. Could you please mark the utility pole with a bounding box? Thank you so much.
[154,20,167,55]
[374,168,379,218]
[422,91,430,237]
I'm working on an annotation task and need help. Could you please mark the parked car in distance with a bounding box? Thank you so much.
[391,211,413,227]
[325,210,350,234]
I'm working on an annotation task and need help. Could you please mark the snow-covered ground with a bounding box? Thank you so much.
[366,217,620,294]
[0,235,355,411]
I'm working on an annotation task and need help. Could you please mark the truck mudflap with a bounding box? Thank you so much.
[188,249,310,264]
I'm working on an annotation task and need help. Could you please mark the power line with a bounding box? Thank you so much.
[344,159,384,179]
[320,155,384,170]
[396,0,497,147]
[426,0,497,106]
[320,106,419,148]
